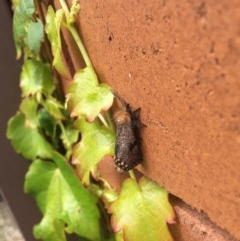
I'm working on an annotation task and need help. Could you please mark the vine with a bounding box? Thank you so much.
[7,0,175,240]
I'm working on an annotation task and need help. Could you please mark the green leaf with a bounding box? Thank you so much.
[68,0,80,24]
[13,0,44,58]
[101,188,118,209]
[60,122,79,151]
[38,108,59,148]
[42,97,65,120]
[13,0,35,58]
[38,108,56,136]
[7,112,53,160]
[20,59,55,97]
[18,0,35,15]
[38,99,78,151]
[45,6,71,78]
[27,20,44,55]
[25,153,101,241]
[109,177,175,241]
[72,118,115,184]
[67,66,114,121]
[19,97,39,127]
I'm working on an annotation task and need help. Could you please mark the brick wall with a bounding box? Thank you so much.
[71,0,240,239]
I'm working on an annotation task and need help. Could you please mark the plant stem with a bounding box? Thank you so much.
[129,170,137,182]
[68,24,93,67]
[59,0,92,67]
[59,0,70,15]
[98,113,109,128]
[58,121,71,159]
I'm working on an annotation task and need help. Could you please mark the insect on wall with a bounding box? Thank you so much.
[113,92,146,171]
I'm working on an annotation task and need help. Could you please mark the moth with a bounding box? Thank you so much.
[113,94,145,171]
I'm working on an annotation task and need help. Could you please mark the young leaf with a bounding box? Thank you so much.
[13,0,44,58]
[60,122,79,151]
[42,97,66,120]
[7,112,53,160]
[72,118,115,184]
[45,6,71,78]
[67,66,114,122]
[13,0,35,58]
[26,19,44,55]
[25,154,102,241]
[109,177,175,241]
[20,59,55,97]
[19,97,39,126]
[69,0,80,23]
[38,108,57,141]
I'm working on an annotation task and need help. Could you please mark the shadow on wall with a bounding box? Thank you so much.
[0,1,41,240]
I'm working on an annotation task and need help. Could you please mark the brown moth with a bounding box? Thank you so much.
[113,93,145,171]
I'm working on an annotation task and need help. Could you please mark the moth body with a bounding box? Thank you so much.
[113,97,144,171]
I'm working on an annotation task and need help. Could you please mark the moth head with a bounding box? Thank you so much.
[113,110,131,125]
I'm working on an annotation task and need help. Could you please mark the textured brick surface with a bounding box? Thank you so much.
[170,197,239,241]
[72,0,240,239]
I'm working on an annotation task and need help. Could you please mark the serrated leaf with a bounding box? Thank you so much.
[68,0,80,24]
[42,97,65,120]
[27,19,44,55]
[38,108,59,148]
[60,122,79,151]
[20,59,55,97]
[45,6,70,78]
[19,0,35,15]
[13,0,44,58]
[25,154,101,241]
[19,97,38,127]
[7,112,53,160]
[72,118,115,184]
[67,66,114,121]
[109,177,175,241]
[13,0,35,58]
[115,231,124,241]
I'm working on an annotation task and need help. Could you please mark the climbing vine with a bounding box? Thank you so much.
[7,0,175,240]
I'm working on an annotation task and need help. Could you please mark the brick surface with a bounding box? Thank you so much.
[170,197,239,241]
[71,0,240,239]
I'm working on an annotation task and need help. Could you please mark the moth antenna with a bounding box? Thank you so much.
[133,108,141,116]
[132,108,147,127]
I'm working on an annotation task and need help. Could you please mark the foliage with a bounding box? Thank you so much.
[25,155,101,241]
[7,0,175,240]
[110,177,175,241]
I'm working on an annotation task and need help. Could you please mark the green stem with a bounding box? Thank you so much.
[59,0,92,67]
[59,0,70,15]
[68,24,93,67]
[98,177,113,190]
[129,170,137,182]
[98,113,109,128]
[58,121,71,159]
